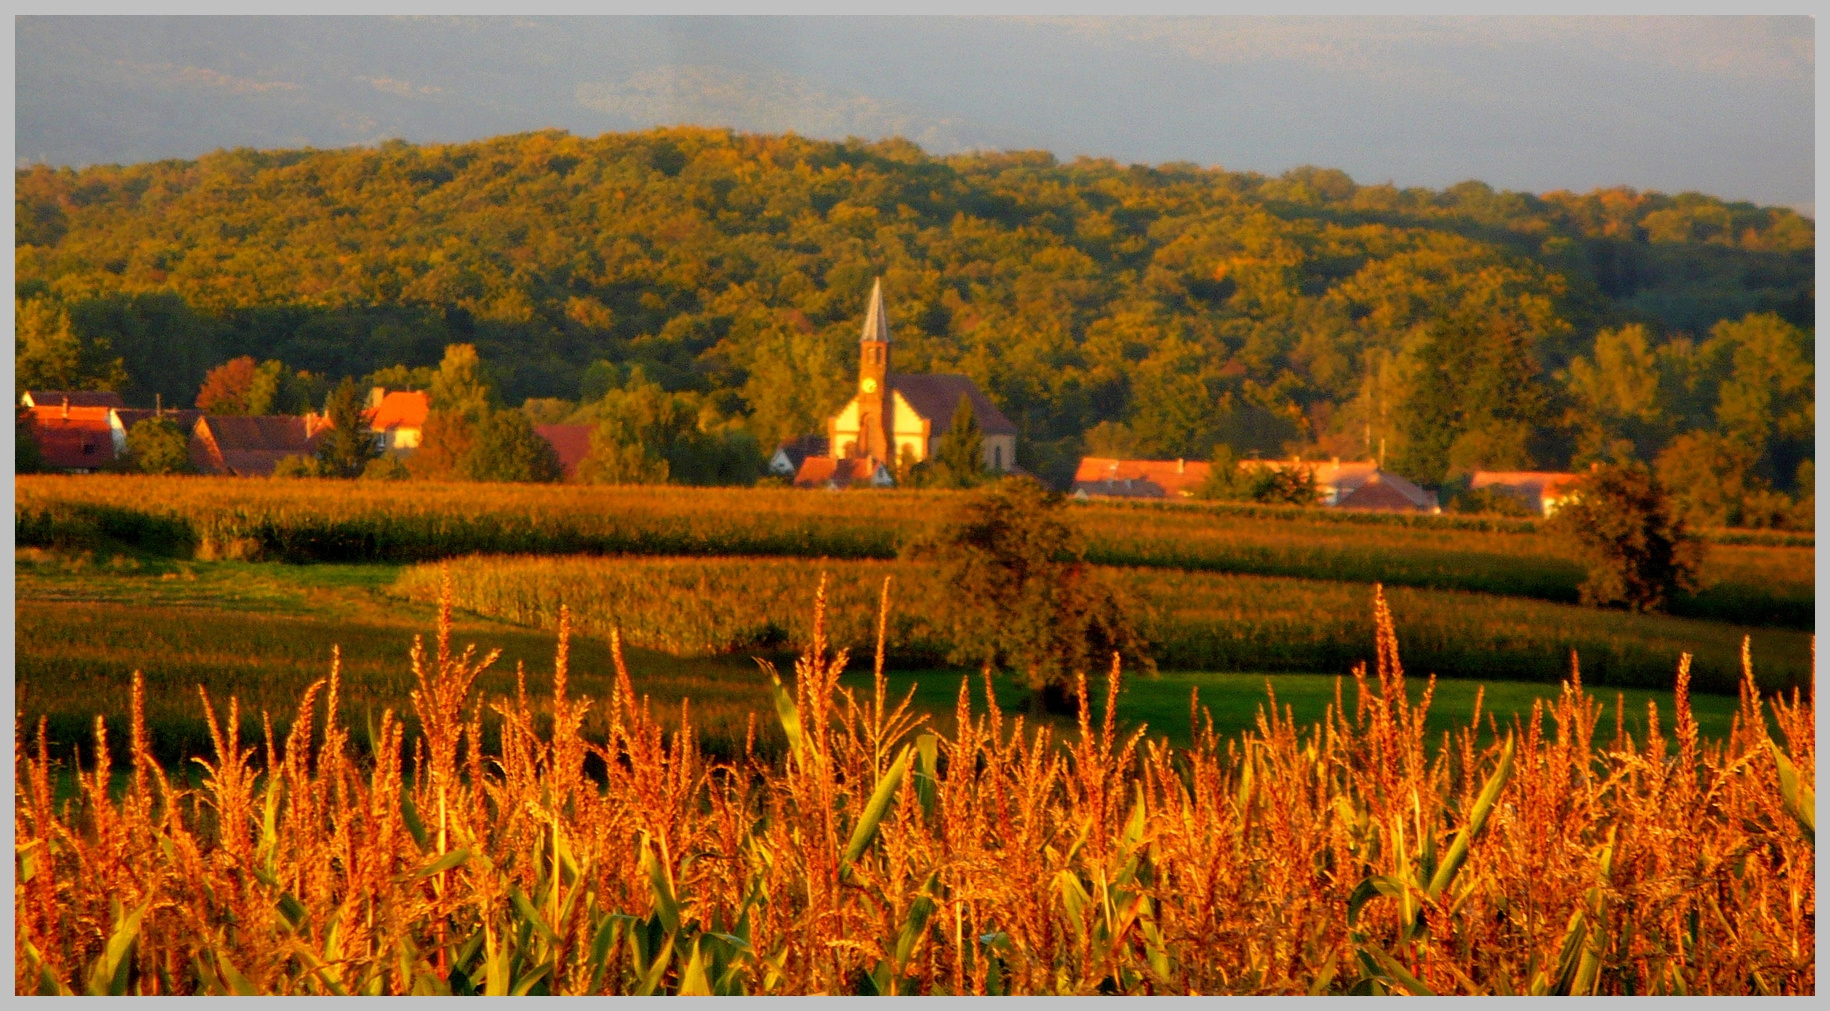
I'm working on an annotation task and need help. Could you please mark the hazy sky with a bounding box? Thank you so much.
[15,15,1816,213]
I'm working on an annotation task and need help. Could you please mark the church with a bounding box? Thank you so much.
[798,279,1017,486]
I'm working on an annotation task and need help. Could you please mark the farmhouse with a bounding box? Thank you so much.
[1071,457,1211,498]
[793,456,894,490]
[769,435,829,478]
[26,404,117,472]
[364,388,430,455]
[803,279,1018,483]
[1072,454,1439,511]
[1470,470,1583,516]
[190,414,334,476]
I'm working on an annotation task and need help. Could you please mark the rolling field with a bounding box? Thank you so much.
[391,553,1812,694]
[15,475,1814,626]
[14,549,1791,773]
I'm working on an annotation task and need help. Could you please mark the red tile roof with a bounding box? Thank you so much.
[535,424,594,478]
[191,415,333,476]
[27,406,117,471]
[1071,457,1212,498]
[794,456,888,488]
[1336,473,1433,511]
[21,390,125,409]
[364,390,430,431]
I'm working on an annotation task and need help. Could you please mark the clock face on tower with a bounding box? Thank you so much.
[861,378,878,393]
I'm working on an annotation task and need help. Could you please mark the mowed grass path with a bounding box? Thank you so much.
[16,554,1776,770]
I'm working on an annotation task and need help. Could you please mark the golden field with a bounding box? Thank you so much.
[14,475,1814,627]
[15,580,1816,995]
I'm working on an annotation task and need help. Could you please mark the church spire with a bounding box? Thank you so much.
[860,277,891,344]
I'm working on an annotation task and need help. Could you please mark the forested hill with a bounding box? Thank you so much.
[14,127,1815,496]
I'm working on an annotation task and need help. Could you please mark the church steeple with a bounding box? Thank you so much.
[860,277,892,345]
[855,278,893,463]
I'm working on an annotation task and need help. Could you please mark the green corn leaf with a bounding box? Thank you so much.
[1306,951,1339,996]
[843,744,912,868]
[1768,739,1815,844]
[400,789,430,852]
[25,940,73,996]
[587,915,625,992]
[914,733,939,817]
[510,884,560,945]
[762,662,803,762]
[644,845,681,934]
[1550,909,1589,995]
[893,872,941,968]
[1346,874,1404,925]
[275,891,308,933]
[679,937,713,996]
[634,934,675,996]
[1056,870,1092,935]
[412,847,471,879]
[86,897,150,996]
[216,950,259,996]
[1363,941,1436,996]
[1427,735,1515,899]
[511,962,552,996]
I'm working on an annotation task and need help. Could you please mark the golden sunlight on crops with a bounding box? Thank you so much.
[15,577,1815,995]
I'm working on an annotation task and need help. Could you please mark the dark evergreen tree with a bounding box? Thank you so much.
[930,394,986,489]
[316,377,380,478]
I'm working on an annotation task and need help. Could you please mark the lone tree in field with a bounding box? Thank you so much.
[903,476,1150,710]
[1548,463,1703,613]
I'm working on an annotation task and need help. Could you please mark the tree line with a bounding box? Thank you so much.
[13,127,1814,526]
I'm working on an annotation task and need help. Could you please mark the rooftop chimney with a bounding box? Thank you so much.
[1176,458,1185,474]
[62,395,69,420]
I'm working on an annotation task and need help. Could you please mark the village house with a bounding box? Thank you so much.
[25,403,118,473]
[364,388,431,455]
[800,279,1018,485]
[792,456,894,490]
[1072,454,1440,512]
[769,435,829,478]
[190,413,334,476]
[1070,457,1211,498]
[1471,470,1583,516]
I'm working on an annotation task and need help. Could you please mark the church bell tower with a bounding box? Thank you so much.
[856,278,893,462]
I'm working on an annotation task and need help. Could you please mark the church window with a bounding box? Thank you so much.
[993,444,1003,469]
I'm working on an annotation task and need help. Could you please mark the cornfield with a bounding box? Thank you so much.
[16,576,1815,994]
[14,475,1813,627]
[393,553,1815,692]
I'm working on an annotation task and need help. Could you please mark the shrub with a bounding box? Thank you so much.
[271,454,327,479]
[123,416,192,475]
[361,455,411,481]
[1549,463,1704,613]
[462,408,562,483]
